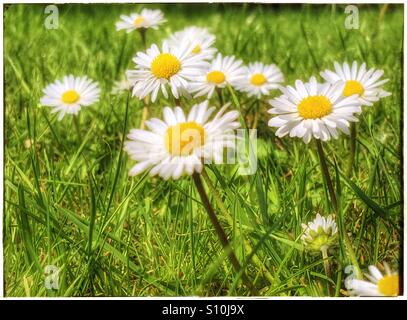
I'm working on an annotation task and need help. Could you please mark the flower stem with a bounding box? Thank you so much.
[139,29,147,50]
[140,96,149,130]
[321,245,333,296]
[175,97,181,106]
[216,88,224,106]
[250,100,260,138]
[136,28,148,129]
[201,168,274,285]
[315,140,337,210]
[192,172,257,295]
[347,122,356,177]
[73,115,81,140]
[315,139,362,279]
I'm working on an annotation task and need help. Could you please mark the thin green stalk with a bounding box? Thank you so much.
[316,140,337,210]
[139,28,147,50]
[192,172,257,295]
[140,96,149,129]
[315,139,362,279]
[347,122,357,177]
[321,245,332,296]
[201,168,274,285]
[137,28,148,129]
[73,115,81,141]
[216,87,224,106]
[250,99,260,139]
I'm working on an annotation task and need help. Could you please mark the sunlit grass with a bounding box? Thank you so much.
[4,3,402,296]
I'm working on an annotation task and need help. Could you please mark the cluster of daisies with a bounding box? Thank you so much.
[124,28,284,102]
[268,62,391,144]
[38,8,398,296]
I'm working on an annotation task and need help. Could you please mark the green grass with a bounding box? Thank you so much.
[3,3,403,297]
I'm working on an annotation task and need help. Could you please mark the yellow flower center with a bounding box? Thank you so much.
[61,90,80,104]
[133,16,144,26]
[250,73,267,86]
[378,275,399,296]
[151,53,181,80]
[206,70,225,85]
[343,80,364,97]
[298,95,332,119]
[164,122,205,156]
[192,44,201,54]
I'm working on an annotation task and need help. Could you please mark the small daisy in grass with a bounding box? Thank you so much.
[189,53,246,98]
[346,263,399,296]
[302,213,338,293]
[167,26,217,60]
[321,61,391,106]
[127,41,209,102]
[115,9,165,33]
[301,213,337,253]
[268,76,362,143]
[236,62,284,98]
[112,79,132,94]
[40,75,100,121]
[124,101,240,180]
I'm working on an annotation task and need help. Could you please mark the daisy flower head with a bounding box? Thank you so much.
[124,101,241,180]
[112,79,132,95]
[236,62,284,98]
[40,75,100,121]
[301,213,337,253]
[346,263,399,296]
[268,76,362,143]
[167,26,217,60]
[127,41,209,102]
[189,53,246,99]
[321,61,391,106]
[115,9,165,32]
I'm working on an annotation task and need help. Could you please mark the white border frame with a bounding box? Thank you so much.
[0,0,405,300]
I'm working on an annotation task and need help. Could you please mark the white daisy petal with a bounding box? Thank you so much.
[321,61,391,107]
[301,213,337,251]
[40,75,100,121]
[165,26,217,61]
[128,42,209,101]
[124,101,241,180]
[116,9,165,32]
[234,61,284,98]
[346,263,399,297]
[268,76,362,143]
[189,53,246,98]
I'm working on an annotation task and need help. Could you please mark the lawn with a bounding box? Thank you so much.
[3,3,403,297]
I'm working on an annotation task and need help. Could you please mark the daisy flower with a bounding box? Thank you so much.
[189,53,246,98]
[124,101,240,180]
[320,61,391,106]
[167,26,217,60]
[301,213,337,252]
[40,75,100,121]
[236,62,284,98]
[115,9,165,32]
[112,79,132,94]
[268,76,362,143]
[127,41,209,102]
[346,263,399,296]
